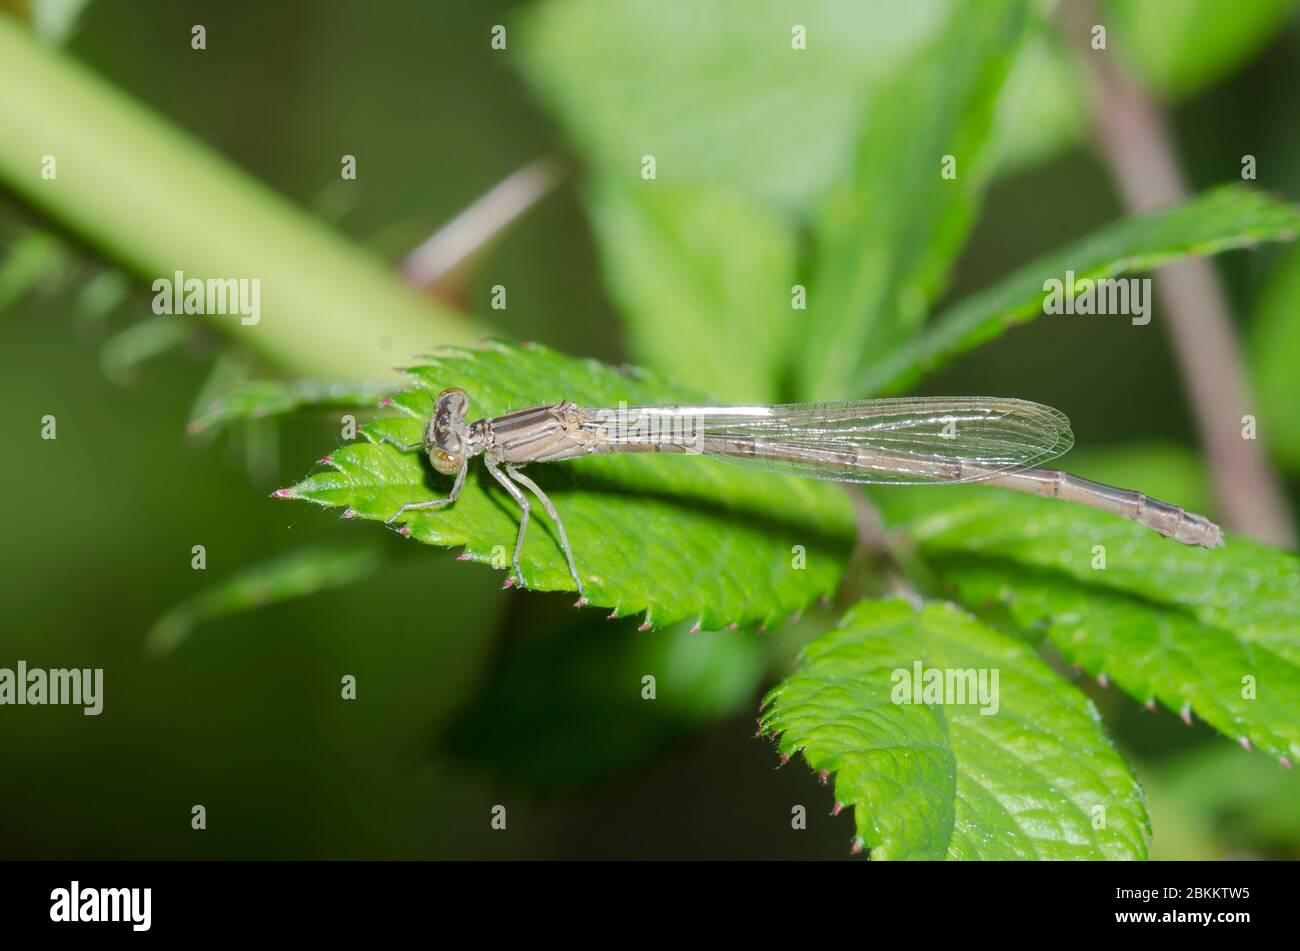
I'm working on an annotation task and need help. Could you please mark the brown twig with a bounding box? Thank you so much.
[838,486,925,611]
[400,157,564,302]
[1059,0,1294,546]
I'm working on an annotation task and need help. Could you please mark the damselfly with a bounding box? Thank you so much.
[385,388,1224,599]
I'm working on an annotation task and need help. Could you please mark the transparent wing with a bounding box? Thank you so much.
[582,397,1073,485]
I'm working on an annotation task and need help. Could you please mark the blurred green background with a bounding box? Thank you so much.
[1,0,1299,859]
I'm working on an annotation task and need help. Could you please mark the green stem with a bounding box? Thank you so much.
[0,14,485,378]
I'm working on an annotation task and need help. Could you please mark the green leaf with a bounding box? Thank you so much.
[761,599,1148,859]
[857,185,1300,396]
[875,485,1300,764]
[1105,0,1298,99]
[99,318,193,385]
[75,268,131,322]
[282,340,855,630]
[995,27,1087,175]
[147,545,383,653]
[519,0,949,211]
[996,0,1298,174]
[0,229,69,312]
[1249,242,1300,472]
[584,182,797,401]
[795,0,1030,399]
[186,377,398,436]
[446,618,767,792]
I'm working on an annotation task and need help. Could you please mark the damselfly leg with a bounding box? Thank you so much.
[486,459,531,589]
[384,464,467,524]
[507,464,583,598]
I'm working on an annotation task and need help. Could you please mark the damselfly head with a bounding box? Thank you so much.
[426,387,479,474]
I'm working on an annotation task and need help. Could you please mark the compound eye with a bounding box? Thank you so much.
[436,387,469,420]
[439,429,463,454]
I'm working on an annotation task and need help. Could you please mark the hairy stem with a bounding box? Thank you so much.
[0,15,484,379]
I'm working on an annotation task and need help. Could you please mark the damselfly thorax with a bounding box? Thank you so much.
[385,388,1224,601]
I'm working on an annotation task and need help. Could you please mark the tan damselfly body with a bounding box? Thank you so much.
[384,388,1224,600]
